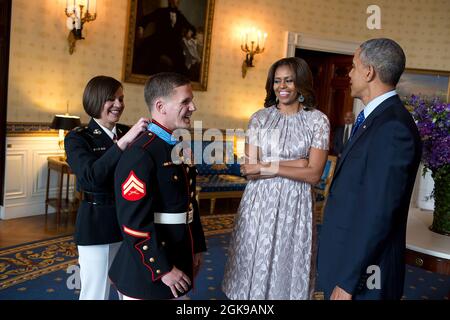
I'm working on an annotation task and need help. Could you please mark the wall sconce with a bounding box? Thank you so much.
[65,0,97,54]
[50,114,81,152]
[240,28,267,78]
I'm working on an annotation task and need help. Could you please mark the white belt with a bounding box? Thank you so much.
[154,210,193,224]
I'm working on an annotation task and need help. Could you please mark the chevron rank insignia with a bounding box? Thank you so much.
[121,171,146,201]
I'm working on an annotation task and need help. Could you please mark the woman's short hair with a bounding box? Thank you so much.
[82,76,123,118]
[264,57,316,109]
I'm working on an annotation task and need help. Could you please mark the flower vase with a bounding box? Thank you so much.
[417,164,434,210]
[430,165,450,236]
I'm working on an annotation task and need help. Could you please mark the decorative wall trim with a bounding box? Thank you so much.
[7,122,55,135]
[4,151,26,200]
[6,122,88,136]
[2,202,53,220]
[3,136,72,220]
[286,32,359,57]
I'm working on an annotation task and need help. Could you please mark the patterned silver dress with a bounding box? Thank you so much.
[222,106,330,300]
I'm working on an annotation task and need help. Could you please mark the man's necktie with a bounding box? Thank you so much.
[343,125,350,144]
[112,133,118,143]
[350,110,365,139]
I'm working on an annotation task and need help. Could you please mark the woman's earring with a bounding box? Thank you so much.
[298,93,305,103]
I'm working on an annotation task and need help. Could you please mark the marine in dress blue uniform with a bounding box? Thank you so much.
[109,120,206,300]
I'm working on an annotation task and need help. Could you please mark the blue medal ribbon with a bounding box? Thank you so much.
[147,123,178,145]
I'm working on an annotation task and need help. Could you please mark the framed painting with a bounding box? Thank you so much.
[397,68,450,103]
[123,0,215,91]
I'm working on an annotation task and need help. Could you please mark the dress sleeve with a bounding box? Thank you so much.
[246,112,261,147]
[311,111,330,150]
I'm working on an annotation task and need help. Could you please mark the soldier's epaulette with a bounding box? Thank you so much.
[73,126,88,133]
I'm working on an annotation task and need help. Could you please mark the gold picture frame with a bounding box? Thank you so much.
[397,68,450,103]
[123,0,215,91]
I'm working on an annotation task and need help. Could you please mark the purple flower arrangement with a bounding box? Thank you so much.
[409,95,450,235]
[409,95,450,171]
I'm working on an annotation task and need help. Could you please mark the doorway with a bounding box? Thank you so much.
[295,48,354,152]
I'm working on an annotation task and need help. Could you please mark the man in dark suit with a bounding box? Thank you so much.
[332,111,355,157]
[317,38,422,300]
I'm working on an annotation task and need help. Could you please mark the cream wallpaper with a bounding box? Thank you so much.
[7,0,450,129]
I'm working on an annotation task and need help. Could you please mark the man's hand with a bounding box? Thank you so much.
[330,286,352,300]
[161,266,192,298]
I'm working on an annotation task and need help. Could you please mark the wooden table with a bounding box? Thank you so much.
[405,207,450,276]
[45,156,78,225]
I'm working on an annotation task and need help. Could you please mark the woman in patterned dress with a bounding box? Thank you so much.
[222,57,330,299]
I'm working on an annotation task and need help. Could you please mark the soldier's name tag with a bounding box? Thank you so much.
[163,161,174,167]
[93,147,106,152]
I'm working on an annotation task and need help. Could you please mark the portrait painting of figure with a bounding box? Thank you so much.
[124,0,215,91]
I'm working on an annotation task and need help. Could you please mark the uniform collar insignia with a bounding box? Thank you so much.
[93,129,102,135]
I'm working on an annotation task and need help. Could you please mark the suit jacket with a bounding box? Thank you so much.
[317,95,421,300]
[109,126,207,300]
[64,119,129,245]
[332,125,347,156]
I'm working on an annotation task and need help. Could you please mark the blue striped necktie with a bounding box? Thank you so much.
[350,110,365,138]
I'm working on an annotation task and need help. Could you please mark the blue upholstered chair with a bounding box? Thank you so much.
[193,140,247,214]
[313,155,337,224]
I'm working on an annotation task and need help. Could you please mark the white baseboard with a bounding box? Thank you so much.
[1,202,57,220]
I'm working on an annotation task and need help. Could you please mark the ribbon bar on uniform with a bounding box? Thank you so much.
[154,210,193,224]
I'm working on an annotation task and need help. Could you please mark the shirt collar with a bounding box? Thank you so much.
[147,120,178,145]
[363,90,397,119]
[93,118,117,140]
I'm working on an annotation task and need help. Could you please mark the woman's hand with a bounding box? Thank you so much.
[117,117,150,151]
[240,163,261,176]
